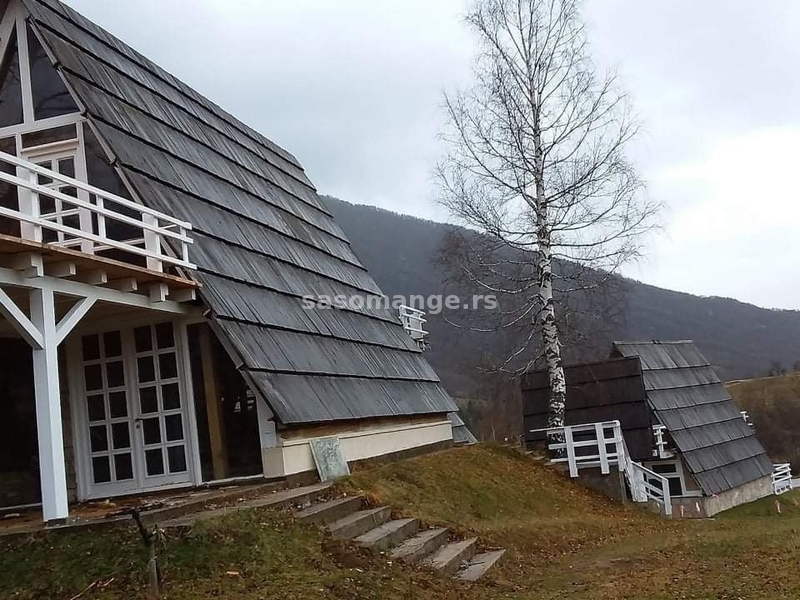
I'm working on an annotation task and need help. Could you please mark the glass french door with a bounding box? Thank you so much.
[77,322,193,498]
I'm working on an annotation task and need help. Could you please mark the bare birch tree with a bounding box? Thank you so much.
[436,0,659,431]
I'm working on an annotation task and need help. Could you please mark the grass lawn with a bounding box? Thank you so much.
[3,444,800,599]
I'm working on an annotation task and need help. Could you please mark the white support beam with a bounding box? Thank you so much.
[0,266,195,316]
[0,285,43,348]
[30,287,69,522]
[169,288,197,303]
[55,297,96,346]
[10,252,44,278]
[108,278,137,293]
[82,269,108,285]
[149,282,169,303]
[47,261,77,279]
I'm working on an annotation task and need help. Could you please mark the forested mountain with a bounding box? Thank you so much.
[324,196,800,397]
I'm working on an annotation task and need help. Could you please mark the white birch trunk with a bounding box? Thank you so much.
[533,121,567,432]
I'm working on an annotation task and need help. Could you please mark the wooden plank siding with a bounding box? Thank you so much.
[522,357,655,461]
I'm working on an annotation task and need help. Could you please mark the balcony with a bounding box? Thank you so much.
[398,304,429,350]
[0,150,196,299]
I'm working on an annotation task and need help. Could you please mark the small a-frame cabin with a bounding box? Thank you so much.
[0,0,456,523]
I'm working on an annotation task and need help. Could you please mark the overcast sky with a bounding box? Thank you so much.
[65,1,800,310]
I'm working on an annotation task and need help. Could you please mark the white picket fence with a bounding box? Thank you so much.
[531,420,672,517]
[773,463,793,495]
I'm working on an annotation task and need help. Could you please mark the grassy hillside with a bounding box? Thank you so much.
[728,372,800,467]
[3,445,800,599]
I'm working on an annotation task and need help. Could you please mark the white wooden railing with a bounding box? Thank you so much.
[531,420,673,517]
[652,424,674,459]
[0,150,194,272]
[773,463,792,495]
[398,305,428,346]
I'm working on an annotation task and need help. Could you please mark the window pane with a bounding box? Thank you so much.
[84,364,103,391]
[158,353,177,379]
[139,387,157,414]
[142,418,161,445]
[86,395,105,422]
[155,323,174,349]
[27,23,79,120]
[167,446,186,473]
[39,195,55,214]
[134,326,152,352]
[137,356,155,383]
[111,422,130,450]
[0,27,23,128]
[57,157,75,178]
[164,414,183,441]
[89,425,107,452]
[145,449,164,476]
[103,331,122,358]
[114,453,133,481]
[92,456,111,483]
[106,361,125,388]
[668,477,683,497]
[162,383,180,410]
[82,334,100,361]
[109,391,128,418]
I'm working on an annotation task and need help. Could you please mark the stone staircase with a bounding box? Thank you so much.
[294,494,506,582]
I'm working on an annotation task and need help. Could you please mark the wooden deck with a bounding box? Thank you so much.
[0,233,199,292]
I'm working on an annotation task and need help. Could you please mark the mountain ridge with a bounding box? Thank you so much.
[323,196,800,395]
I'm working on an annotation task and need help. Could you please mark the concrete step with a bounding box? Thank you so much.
[354,518,419,551]
[422,537,478,576]
[295,496,363,526]
[456,549,506,582]
[160,482,332,528]
[328,506,391,540]
[389,527,449,564]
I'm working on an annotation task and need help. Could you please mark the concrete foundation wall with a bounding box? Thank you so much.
[701,475,772,517]
[262,414,454,478]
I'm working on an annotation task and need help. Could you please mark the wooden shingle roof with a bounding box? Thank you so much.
[612,341,773,495]
[23,0,456,423]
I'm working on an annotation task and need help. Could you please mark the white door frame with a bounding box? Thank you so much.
[68,317,202,501]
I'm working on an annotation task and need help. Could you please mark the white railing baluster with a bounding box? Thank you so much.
[563,426,577,477]
[596,422,609,474]
[142,213,162,272]
[19,167,42,242]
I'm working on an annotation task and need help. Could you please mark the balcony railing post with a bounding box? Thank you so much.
[142,213,163,272]
[18,167,42,242]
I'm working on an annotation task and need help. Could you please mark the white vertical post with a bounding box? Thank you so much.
[563,426,577,478]
[30,286,69,522]
[596,422,609,475]
[614,422,625,472]
[143,213,163,272]
[18,167,42,242]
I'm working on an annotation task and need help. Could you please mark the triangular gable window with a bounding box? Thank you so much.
[0,25,23,128]
[26,23,78,120]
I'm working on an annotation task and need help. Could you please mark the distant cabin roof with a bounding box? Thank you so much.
[22,0,455,423]
[612,341,773,495]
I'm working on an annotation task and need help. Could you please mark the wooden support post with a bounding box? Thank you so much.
[596,422,609,475]
[29,287,69,523]
[199,326,228,480]
[564,426,577,478]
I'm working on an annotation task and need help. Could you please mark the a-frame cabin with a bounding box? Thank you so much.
[0,0,456,524]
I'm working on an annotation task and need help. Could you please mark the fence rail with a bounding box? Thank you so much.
[0,150,194,273]
[773,463,792,495]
